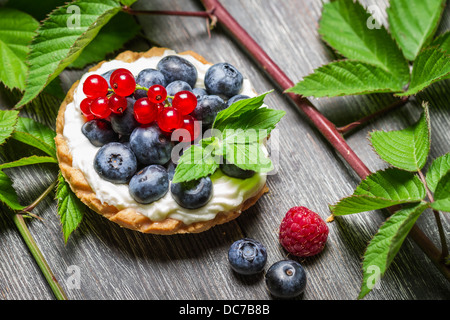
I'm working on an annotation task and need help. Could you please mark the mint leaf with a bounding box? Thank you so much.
[0,8,39,91]
[426,153,450,193]
[432,31,450,53]
[11,117,56,158]
[331,168,426,215]
[56,172,85,243]
[16,0,123,108]
[318,0,409,83]
[387,0,446,61]
[369,103,430,172]
[225,142,273,173]
[287,60,406,98]
[172,144,219,183]
[0,110,19,146]
[430,171,450,212]
[0,170,25,210]
[0,156,57,170]
[69,12,140,69]
[359,202,429,299]
[397,47,450,96]
[213,91,272,130]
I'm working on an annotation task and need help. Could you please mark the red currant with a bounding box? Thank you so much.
[176,114,201,142]
[110,68,136,97]
[157,107,183,132]
[80,98,94,119]
[90,97,111,119]
[133,98,158,124]
[83,75,108,99]
[147,84,167,104]
[172,90,198,115]
[108,94,128,114]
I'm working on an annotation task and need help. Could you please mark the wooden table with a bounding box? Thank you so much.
[1,0,449,300]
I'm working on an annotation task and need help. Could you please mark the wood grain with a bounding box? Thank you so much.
[0,0,449,300]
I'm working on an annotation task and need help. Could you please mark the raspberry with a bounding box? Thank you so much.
[279,206,329,257]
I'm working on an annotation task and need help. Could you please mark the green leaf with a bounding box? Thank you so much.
[69,12,140,69]
[0,8,39,91]
[16,0,123,108]
[0,156,57,170]
[119,0,138,6]
[0,170,25,210]
[431,31,450,53]
[358,202,429,299]
[397,47,450,96]
[426,153,450,193]
[369,104,430,172]
[387,0,446,61]
[286,60,406,98]
[0,109,19,146]
[172,144,220,183]
[331,168,426,215]
[212,91,272,131]
[5,0,67,22]
[225,142,273,173]
[430,171,450,212]
[56,172,85,243]
[318,0,409,83]
[11,117,56,158]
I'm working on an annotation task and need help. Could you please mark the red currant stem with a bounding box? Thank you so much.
[337,96,410,134]
[135,84,148,92]
[199,0,450,281]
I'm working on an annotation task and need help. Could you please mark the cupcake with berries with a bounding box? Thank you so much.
[55,47,284,234]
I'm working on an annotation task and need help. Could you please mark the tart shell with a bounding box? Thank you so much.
[55,47,269,235]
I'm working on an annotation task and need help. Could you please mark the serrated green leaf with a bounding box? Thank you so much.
[432,31,450,53]
[16,0,122,108]
[225,142,273,173]
[430,171,450,212]
[212,91,272,131]
[287,60,406,98]
[56,172,85,243]
[331,168,426,215]
[0,109,19,146]
[5,0,67,22]
[0,8,39,91]
[387,0,446,61]
[0,170,25,210]
[11,117,56,158]
[318,0,409,83]
[172,144,220,183]
[370,104,430,172]
[397,47,450,96]
[358,202,429,299]
[0,156,57,170]
[426,153,450,193]
[69,12,140,69]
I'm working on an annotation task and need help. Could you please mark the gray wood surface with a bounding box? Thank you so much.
[1,0,449,300]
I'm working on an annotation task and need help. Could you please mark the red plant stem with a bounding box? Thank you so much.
[199,0,449,279]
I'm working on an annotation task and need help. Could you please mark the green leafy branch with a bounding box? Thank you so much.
[329,103,449,299]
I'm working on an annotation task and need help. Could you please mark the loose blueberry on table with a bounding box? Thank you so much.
[80,55,251,209]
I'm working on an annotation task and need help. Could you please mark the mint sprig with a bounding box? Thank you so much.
[172,91,285,183]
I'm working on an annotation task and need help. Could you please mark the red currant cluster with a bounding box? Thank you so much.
[81,68,200,142]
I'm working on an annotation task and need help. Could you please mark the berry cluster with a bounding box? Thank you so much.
[81,68,200,142]
[78,55,249,209]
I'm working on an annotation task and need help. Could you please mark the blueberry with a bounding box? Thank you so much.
[227,94,250,107]
[228,238,267,275]
[129,124,173,165]
[204,62,243,98]
[134,68,167,99]
[82,119,119,147]
[94,142,137,184]
[166,80,193,103]
[157,55,198,88]
[191,95,226,127]
[170,176,213,209]
[265,260,307,299]
[220,163,255,179]
[110,97,139,136]
[192,87,207,99]
[129,165,169,204]
[166,160,176,181]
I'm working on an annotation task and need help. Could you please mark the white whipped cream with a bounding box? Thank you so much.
[63,49,267,225]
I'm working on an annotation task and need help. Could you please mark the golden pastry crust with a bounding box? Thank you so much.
[55,47,269,235]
